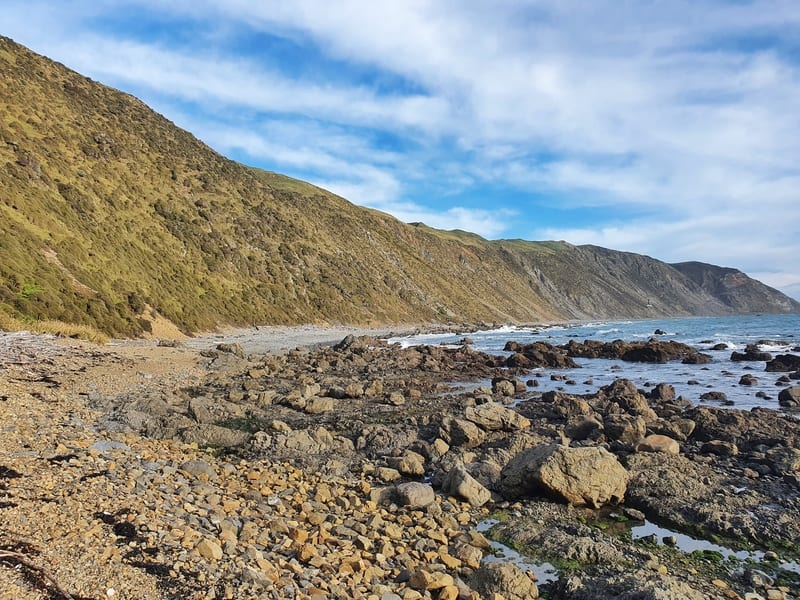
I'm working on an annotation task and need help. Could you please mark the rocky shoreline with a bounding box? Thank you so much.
[1,328,799,599]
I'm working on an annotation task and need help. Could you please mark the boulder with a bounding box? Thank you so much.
[387,450,426,477]
[739,374,758,386]
[564,416,603,441]
[699,391,727,402]
[471,562,538,600]
[635,434,680,455]
[681,353,712,365]
[178,424,249,448]
[216,342,245,358]
[731,344,773,362]
[778,385,800,407]
[764,446,800,475]
[386,391,406,406]
[491,378,516,397]
[603,414,646,446]
[766,354,800,372]
[440,417,486,448]
[597,379,657,421]
[180,459,217,479]
[499,444,628,508]
[508,341,578,368]
[648,383,675,401]
[441,464,492,507]
[465,403,530,431]
[700,440,738,457]
[394,482,435,508]
[304,396,335,414]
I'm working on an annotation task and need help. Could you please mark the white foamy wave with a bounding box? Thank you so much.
[758,344,794,352]
[387,332,454,347]
[598,328,621,334]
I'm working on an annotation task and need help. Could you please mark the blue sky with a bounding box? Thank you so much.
[4,1,800,299]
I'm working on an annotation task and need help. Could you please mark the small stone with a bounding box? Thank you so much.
[180,460,217,479]
[395,482,436,508]
[388,392,406,406]
[623,507,646,521]
[196,538,223,561]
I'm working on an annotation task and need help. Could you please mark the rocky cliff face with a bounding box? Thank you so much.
[670,261,800,314]
[0,36,797,336]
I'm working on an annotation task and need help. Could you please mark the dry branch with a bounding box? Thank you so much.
[0,547,76,600]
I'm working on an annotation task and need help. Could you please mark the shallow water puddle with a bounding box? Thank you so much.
[477,518,560,584]
[631,520,800,575]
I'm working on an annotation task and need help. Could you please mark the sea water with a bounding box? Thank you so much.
[389,314,800,412]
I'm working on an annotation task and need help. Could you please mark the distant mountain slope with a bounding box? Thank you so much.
[1,36,797,336]
[671,261,799,314]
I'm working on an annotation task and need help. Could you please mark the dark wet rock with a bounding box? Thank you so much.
[471,562,538,600]
[562,338,708,364]
[681,352,712,364]
[654,329,667,335]
[731,344,773,362]
[765,354,800,372]
[738,374,758,386]
[648,383,675,401]
[778,385,800,407]
[712,342,730,350]
[505,352,531,368]
[699,391,727,402]
[500,444,627,508]
[503,340,578,368]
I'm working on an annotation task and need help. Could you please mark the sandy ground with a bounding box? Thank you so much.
[165,324,426,355]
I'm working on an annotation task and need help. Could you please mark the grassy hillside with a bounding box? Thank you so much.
[1,36,797,337]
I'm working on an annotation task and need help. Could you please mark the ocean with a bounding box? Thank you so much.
[389,314,800,412]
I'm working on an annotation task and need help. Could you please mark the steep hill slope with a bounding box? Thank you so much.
[1,36,797,336]
[671,261,798,314]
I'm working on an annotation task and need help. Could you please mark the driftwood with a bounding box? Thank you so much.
[0,545,76,600]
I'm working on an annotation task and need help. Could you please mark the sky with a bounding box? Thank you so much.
[4,1,800,300]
